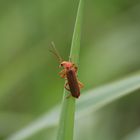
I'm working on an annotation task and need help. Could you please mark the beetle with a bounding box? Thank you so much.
[49,42,83,98]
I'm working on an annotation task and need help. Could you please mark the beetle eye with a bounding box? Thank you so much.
[59,63,63,67]
[59,63,62,68]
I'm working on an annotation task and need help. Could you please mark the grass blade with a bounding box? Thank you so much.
[7,72,140,140]
[70,0,83,64]
[77,73,140,116]
[57,0,84,140]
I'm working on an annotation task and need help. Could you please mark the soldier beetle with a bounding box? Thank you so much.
[49,42,84,98]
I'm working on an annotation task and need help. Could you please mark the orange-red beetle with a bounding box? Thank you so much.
[49,42,83,98]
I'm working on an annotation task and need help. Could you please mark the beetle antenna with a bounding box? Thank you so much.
[49,42,63,63]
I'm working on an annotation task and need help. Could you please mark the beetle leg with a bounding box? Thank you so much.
[64,82,70,91]
[66,94,71,99]
[59,69,66,78]
[59,69,65,75]
[73,64,78,72]
[78,81,84,88]
[64,83,71,98]
[72,64,78,73]
[61,73,66,79]
[74,66,78,73]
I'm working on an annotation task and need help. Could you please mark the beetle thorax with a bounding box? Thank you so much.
[61,61,73,70]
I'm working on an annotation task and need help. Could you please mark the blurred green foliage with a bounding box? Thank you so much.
[0,0,140,140]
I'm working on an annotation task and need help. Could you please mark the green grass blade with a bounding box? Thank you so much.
[70,0,83,64]
[7,72,140,140]
[57,0,84,140]
[77,73,140,116]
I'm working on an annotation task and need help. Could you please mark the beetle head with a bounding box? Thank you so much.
[59,61,73,70]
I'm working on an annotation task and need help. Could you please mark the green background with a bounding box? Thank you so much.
[0,0,140,139]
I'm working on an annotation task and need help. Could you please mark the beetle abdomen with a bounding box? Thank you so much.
[66,68,80,98]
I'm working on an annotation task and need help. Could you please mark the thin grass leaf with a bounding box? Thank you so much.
[76,73,140,116]
[7,72,140,140]
[57,0,84,140]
